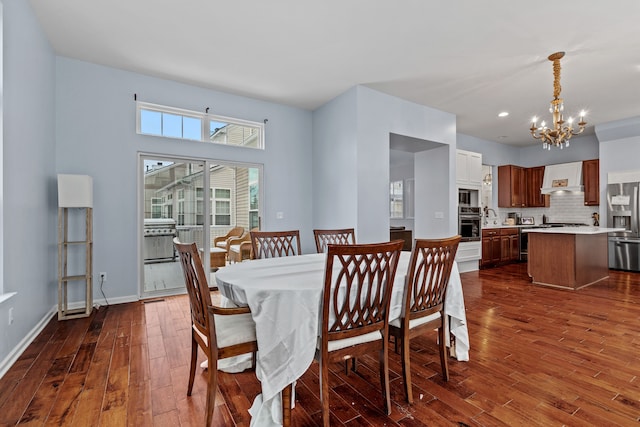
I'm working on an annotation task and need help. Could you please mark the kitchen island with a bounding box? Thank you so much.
[524,227,624,290]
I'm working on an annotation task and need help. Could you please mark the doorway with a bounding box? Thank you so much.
[139,154,262,298]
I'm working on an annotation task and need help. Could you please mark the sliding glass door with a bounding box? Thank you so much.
[139,155,262,298]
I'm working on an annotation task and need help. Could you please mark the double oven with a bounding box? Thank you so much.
[458,206,482,242]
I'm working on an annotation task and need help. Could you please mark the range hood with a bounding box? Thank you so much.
[541,161,583,194]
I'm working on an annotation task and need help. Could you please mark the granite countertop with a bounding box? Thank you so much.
[520,227,625,235]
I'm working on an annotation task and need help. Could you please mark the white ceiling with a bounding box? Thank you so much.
[29,0,640,147]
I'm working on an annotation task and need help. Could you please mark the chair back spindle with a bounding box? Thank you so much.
[313,228,356,253]
[250,230,302,259]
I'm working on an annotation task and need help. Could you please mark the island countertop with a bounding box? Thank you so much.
[521,227,625,235]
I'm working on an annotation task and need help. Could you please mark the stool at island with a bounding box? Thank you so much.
[57,174,93,320]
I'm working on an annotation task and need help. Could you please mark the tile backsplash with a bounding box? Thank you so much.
[494,193,598,226]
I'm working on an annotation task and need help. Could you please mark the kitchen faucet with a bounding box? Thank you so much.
[483,206,498,225]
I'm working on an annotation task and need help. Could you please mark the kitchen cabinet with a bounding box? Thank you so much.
[481,227,519,268]
[583,159,599,206]
[456,149,482,188]
[526,166,550,207]
[481,229,502,267]
[498,165,526,207]
[500,228,519,262]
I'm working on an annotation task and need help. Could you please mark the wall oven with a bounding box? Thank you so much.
[458,206,481,242]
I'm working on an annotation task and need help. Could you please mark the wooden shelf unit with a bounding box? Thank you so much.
[58,207,93,320]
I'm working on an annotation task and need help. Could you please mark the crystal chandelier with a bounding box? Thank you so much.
[530,52,586,150]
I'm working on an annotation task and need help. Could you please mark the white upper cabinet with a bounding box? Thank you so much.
[456,149,482,188]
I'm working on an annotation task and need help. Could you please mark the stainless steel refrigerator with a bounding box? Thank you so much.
[607,182,640,271]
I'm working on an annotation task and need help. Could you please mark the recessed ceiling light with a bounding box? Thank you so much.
[498,112,509,117]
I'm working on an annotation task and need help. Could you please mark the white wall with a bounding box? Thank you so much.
[312,87,358,232]
[0,0,57,373]
[313,86,457,244]
[457,133,519,167]
[457,132,599,168]
[356,87,457,242]
[54,58,314,304]
[517,133,599,167]
[415,146,452,237]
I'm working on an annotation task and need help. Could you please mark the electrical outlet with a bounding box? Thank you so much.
[100,272,107,282]
[8,307,14,325]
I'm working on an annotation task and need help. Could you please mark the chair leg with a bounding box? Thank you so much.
[438,325,450,381]
[319,358,331,427]
[282,383,292,427]
[344,357,357,375]
[206,357,218,426]
[378,340,392,415]
[401,331,413,404]
[187,332,197,396]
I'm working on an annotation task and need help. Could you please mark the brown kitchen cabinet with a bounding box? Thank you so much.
[500,228,519,262]
[526,166,550,207]
[583,159,599,206]
[498,165,526,208]
[481,229,501,267]
[482,227,519,268]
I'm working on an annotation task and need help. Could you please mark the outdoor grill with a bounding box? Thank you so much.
[143,218,177,262]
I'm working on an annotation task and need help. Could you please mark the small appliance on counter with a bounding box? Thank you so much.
[507,212,521,224]
[521,217,535,225]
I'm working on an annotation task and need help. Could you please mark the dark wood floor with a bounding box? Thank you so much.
[2,263,640,426]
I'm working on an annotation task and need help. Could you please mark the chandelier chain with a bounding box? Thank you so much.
[552,58,561,100]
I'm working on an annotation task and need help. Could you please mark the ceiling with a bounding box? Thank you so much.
[29,0,640,147]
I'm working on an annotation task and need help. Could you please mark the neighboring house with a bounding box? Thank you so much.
[210,123,260,148]
[143,162,255,242]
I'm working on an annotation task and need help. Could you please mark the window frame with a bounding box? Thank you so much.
[390,180,404,219]
[151,197,163,219]
[136,101,265,149]
[213,187,232,226]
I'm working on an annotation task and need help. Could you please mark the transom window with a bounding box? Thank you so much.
[136,101,264,149]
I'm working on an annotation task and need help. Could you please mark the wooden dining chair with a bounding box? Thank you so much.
[312,227,356,253]
[388,235,461,404]
[315,240,404,426]
[173,238,258,426]
[250,229,302,259]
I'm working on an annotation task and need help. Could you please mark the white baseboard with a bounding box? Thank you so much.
[0,305,57,379]
[0,294,140,380]
[93,294,140,309]
[457,260,479,273]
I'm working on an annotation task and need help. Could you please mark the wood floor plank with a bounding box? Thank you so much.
[3,263,640,425]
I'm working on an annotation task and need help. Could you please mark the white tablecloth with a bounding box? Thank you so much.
[215,252,469,426]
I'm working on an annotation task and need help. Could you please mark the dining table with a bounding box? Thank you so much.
[214,251,469,427]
